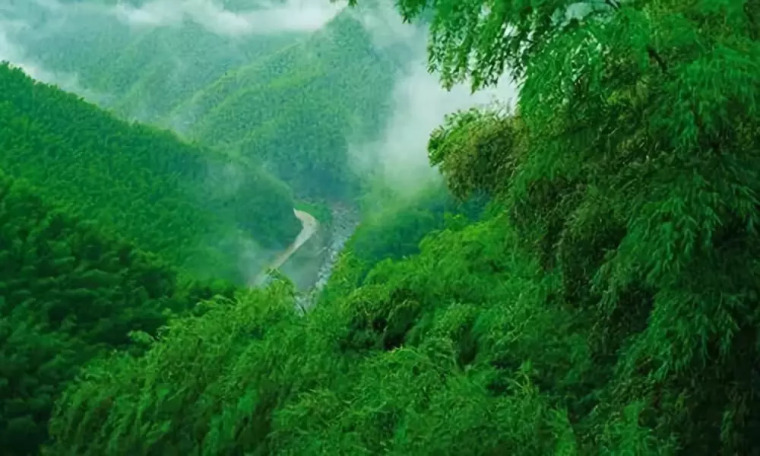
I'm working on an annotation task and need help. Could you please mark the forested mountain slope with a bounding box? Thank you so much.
[179,11,398,198]
[28,23,297,124]
[0,170,235,456]
[4,2,401,201]
[0,64,301,282]
[8,1,305,123]
[47,0,760,454]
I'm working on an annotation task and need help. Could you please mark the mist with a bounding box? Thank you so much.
[349,3,517,197]
[0,15,104,101]
[353,63,516,194]
[112,0,346,36]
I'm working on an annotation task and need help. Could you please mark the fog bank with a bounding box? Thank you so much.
[112,0,346,36]
[349,3,517,195]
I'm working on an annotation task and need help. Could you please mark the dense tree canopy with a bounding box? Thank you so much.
[0,64,300,282]
[11,0,760,454]
[0,170,236,455]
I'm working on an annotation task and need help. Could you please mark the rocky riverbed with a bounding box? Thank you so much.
[296,203,360,312]
[312,203,360,289]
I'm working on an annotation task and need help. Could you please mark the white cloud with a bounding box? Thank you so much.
[112,0,346,36]
[0,17,103,99]
[348,4,517,193]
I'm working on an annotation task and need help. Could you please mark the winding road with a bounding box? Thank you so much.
[269,209,319,270]
[249,209,319,286]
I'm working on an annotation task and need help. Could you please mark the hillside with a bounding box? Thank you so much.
[178,11,398,198]
[0,64,301,282]
[6,1,304,123]
[5,2,402,202]
[0,169,236,455]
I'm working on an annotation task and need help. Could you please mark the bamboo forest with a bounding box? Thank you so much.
[0,0,758,454]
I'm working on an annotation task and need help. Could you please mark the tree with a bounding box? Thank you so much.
[400,0,760,451]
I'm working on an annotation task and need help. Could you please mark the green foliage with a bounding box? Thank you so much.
[0,170,234,456]
[46,280,303,456]
[181,11,398,199]
[34,0,760,454]
[48,216,578,455]
[428,107,524,199]
[395,0,760,451]
[0,63,301,282]
[345,182,487,270]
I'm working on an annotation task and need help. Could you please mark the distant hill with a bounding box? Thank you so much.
[10,5,301,123]
[179,11,399,198]
[6,3,404,200]
[0,64,301,282]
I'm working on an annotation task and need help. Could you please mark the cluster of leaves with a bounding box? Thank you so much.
[0,64,301,282]
[413,0,760,451]
[44,0,760,454]
[0,170,236,456]
[428,107,523,200]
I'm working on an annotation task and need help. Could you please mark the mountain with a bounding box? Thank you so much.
[7,2,303,123]
[5,2,403,201]
[0,64,301,282]
[178,11,398,198]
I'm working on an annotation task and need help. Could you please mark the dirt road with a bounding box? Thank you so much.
[268,209,318,270]
[249,209,318,286]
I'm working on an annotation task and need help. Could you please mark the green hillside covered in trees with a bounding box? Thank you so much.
[11,0,302,122]
[0,170,236,455]
[10,2,399,200]
[180,10,398,198]
[0,64,301,282]
[1,0,759,454]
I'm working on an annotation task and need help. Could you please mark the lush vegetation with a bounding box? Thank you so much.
[2,0,758,454]
[0,170,236,455]
[12,2,398,201]
[346,183,487,271]
[181,11,398,198]
[14,2,300,123]
[0,64,301,282]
